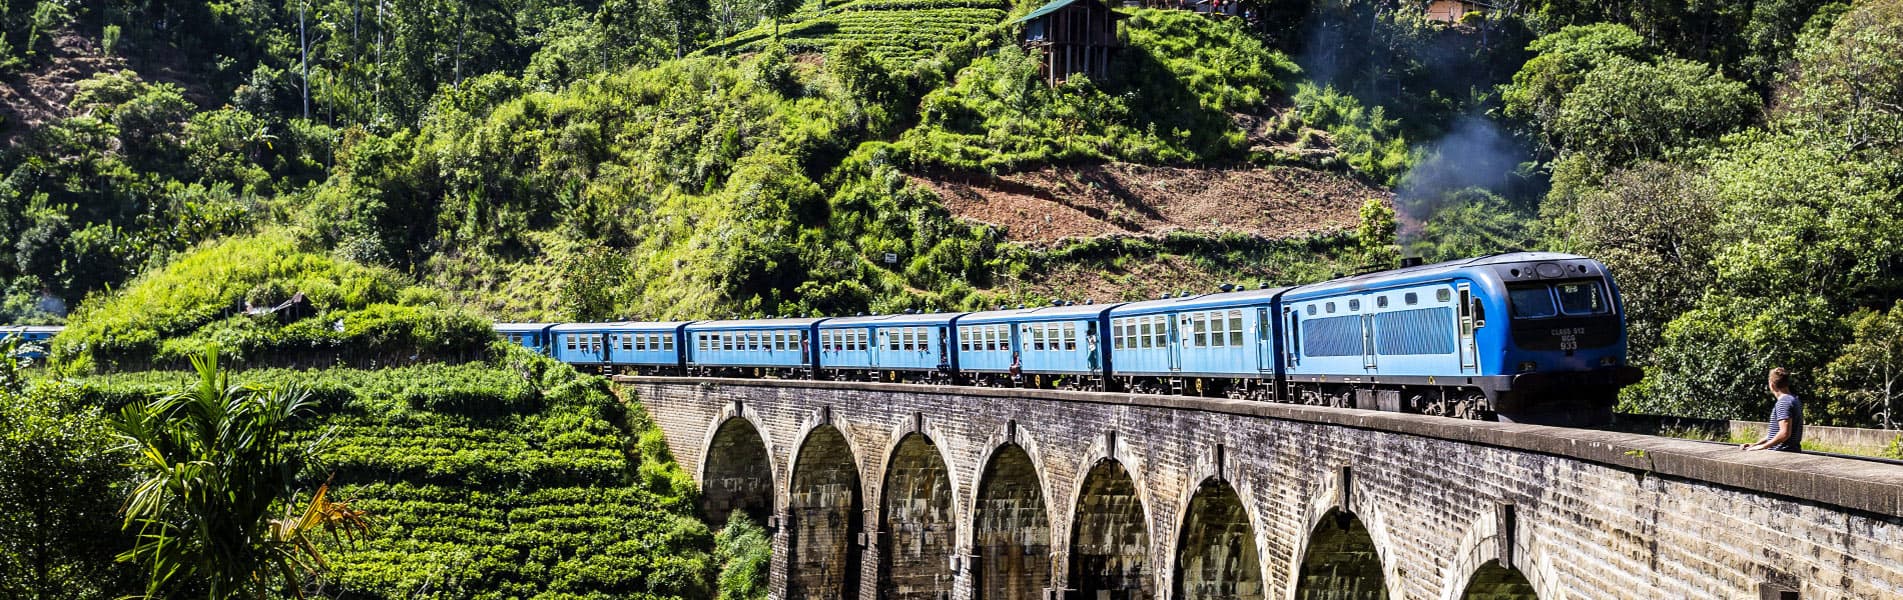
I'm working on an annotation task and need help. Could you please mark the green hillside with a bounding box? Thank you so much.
[2,2,1903,596]
[65,352,716,599]
[710,0,1013,64]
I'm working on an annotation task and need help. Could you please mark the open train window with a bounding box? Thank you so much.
[664,334,674,351]
[1193,313,1209,347]
[1377,296,1389,308]
[1348,299,1360,311]
[1508,285,1558,319]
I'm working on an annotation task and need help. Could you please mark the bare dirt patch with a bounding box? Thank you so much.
[0,30,211,148]
[912,162,1386,245]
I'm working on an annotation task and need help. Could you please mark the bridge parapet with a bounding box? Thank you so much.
[622,376,1903,600]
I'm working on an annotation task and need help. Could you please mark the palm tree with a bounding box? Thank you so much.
[113,346,371,599]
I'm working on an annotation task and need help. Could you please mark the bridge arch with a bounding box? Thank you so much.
[1456,561,1539,599]
[876,430,959,600]
[1173,477,1265,600]
[1289,472,1403,600]
[971,441,1054,600]
[1069,456,1155,599]
[698,411,778,528]
[1437,507,1557,600]
[786,422,865,600]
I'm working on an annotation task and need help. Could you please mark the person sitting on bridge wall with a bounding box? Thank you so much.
[1742,367,1804,452]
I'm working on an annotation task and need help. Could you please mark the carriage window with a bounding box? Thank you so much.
[1405,292,1419,305]
[1377,296,1389,308]
[565,336,575,351]
[1209,312,1226,347]
[1229,310,1245,347]
[1326,302,1336,314]
[1555,281,1609,315]
[1154,316,1169,347]
[1193,313,1209,347]
[1437,288,1452,303]
[1064,325,1078,351]
[1139,320,1153,349]
[724,334,737,351]
[1306,304,1317,316]
[664,334,674,351]
[1031,326,1044,351]
[1508,285,1558,319]
[1348,299,1361,312]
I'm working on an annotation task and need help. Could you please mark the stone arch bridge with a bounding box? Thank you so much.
[622,377,1903,600]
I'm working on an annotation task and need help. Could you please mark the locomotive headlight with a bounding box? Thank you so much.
[1518,361,1538,373]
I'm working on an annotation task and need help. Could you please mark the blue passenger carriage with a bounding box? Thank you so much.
[1107,288,1284,396]
[604,321,692,375]
[817,313,959,382]
[0,325,61,361]
[685,319,824,378]
[551,322,616,367]
[495,322,557,356]
[1279,253,1639,425]
[955,304,1117,389]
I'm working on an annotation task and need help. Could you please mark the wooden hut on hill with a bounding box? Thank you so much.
[1425,0,1492,22]
[1016,0,1128,86]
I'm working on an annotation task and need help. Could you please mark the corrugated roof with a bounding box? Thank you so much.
[1016,0,1086,22]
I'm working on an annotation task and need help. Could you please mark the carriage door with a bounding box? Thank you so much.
[1457,284,1479,372]
[871,328,883,368]
[1360,310,1377,371]
[1168,313,1183,372]
[936,326,949,367]
[1256,307,1273,372]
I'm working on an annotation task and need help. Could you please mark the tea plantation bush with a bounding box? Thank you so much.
[53,231,494,373]
[74,347,714,599]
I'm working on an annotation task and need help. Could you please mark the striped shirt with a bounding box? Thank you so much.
[1766,393,1803,452]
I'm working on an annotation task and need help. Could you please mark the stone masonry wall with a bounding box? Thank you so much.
[627,377,1903,600]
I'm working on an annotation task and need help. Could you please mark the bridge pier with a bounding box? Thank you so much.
[628,377,1903,600]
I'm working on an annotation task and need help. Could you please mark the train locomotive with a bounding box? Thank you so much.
[504,252,1641,426]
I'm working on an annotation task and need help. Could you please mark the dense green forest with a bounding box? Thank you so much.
[2,0,1903,593]
[0,0,1896,419]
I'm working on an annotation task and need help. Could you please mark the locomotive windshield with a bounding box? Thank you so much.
[1509,280,1609,319]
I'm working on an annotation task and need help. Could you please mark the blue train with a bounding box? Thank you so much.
[505,253,1642,425]
[0,325,60,361]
